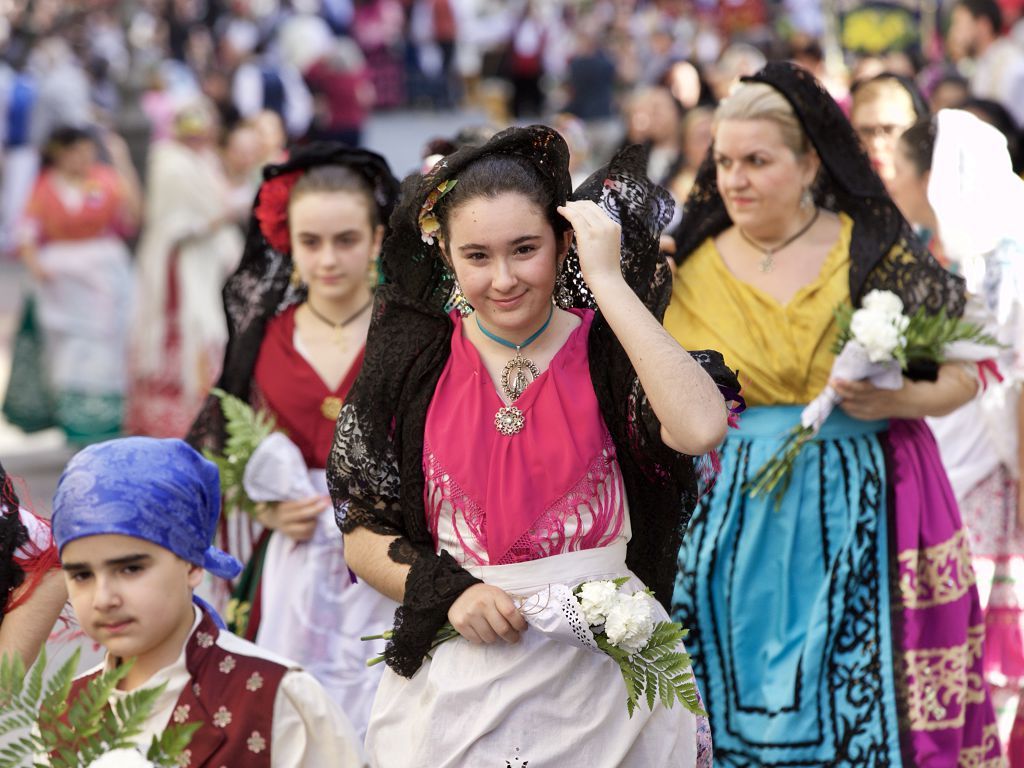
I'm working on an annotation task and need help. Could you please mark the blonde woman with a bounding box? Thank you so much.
[666,63,1000,766]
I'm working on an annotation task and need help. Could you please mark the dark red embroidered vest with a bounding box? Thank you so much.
[66,608,289,767]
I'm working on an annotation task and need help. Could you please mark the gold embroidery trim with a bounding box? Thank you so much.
[897,528,976,609]
[905,625,987,732]
[958,723,1005,768]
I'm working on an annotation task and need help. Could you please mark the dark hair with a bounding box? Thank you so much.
[435,154,569,251]
[932,71,970,93]
[289,164,382,228]
[789,38,824,63]
[961,97,1024,173]
[898,119,937,176]
[42,125,94,167]
[955,0,1003,33]
[0,469,28,616]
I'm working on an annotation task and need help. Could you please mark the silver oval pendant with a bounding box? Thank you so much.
[500,354,541,402]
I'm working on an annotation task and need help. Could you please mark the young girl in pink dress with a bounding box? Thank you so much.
[329,126,739,766]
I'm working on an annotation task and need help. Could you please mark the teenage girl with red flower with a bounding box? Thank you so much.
[187,143,402,739]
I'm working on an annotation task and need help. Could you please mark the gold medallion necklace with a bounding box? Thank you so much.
[477,305,554,436]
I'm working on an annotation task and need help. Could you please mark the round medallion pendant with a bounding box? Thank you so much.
[495,405,525,436]
[320,396,343,421]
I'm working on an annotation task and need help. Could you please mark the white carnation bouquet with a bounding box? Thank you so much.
[363,577,703,718]
[747,289,999,503]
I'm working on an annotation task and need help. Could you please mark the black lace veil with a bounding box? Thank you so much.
[186,142,401,453]
[328,125,739,676]
[673,62,964,318]
[0,462,29,619]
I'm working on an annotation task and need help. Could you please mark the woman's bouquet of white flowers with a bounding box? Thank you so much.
[573,577,704,717]
[747,289,999,503]
[362,577,703,718]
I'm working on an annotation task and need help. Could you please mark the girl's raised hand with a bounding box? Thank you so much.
[557,201,623,289]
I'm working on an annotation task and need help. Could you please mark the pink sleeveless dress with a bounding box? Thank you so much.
[363,309,712,768]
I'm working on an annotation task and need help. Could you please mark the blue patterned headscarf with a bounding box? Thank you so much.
[52,438,241,624]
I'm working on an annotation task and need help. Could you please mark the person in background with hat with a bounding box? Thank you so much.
[124,100,246,439]
[51,437,365,767]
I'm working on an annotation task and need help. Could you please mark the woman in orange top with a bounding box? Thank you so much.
[13,126,140,443]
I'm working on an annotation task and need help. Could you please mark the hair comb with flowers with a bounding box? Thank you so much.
[418,179,458,245]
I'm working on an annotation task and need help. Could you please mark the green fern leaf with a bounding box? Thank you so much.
[0,712,37,738]
[0,740,39,768]
[644,666,658,711]
[205,388,277,518]
[148,721,202,765]
[0,651,28,701]
[115,683,168,745]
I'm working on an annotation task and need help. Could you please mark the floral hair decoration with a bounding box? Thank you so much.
[418,178,458,245]
[253,169,303,253]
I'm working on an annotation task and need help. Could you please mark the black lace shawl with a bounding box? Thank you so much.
[672,62,965,347]
[186,143,401,453]
[327,125,740,677]
[0,462,29,620]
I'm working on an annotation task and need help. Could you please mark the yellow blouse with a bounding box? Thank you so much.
[664,213,853,407]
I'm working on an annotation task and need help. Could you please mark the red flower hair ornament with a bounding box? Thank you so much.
[253,170,303,253]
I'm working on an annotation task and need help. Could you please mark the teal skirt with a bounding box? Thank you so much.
[673,406,902,766]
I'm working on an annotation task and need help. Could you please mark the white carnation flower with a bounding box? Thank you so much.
[87,749,155,768]
[603,592,656,655]
[861,289,905,319]
[850,309,903,363]
[577,580,620,626]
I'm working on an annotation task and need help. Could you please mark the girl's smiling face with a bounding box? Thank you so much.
[445,192,568,336]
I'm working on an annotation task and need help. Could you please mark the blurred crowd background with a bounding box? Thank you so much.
[1,0,1024,472]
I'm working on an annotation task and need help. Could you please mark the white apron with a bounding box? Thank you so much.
[256,469,397,741]
[365,539,702,767]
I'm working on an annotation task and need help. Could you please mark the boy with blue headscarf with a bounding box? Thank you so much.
[51,437,365,767]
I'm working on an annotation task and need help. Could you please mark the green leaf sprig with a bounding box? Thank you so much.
[201,388,277,518]
[0,649,199,767]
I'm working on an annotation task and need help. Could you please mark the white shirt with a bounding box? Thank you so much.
[82,607,367,767]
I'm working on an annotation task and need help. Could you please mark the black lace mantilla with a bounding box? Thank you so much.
[186,142,401,454]
[327,125,740,677]
[672,62,965,380]
[0,462,29,620]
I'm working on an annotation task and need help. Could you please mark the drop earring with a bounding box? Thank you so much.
[555,268,573,308]
[446,280,474,317]
[290,262,303,288]
[800,188,813,210]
